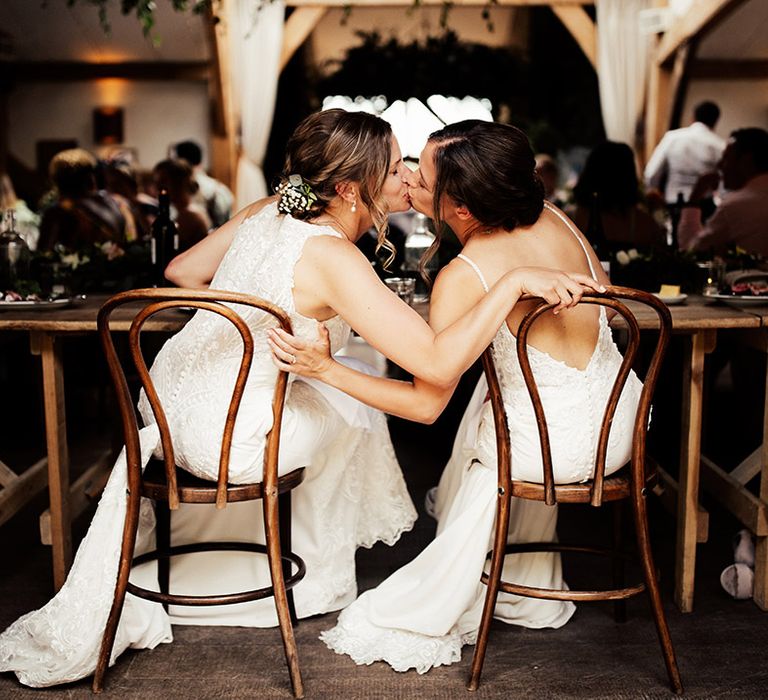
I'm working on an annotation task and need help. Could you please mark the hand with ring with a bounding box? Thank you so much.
[268,323,334,378]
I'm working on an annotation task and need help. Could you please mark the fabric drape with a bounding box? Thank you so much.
[596,0,652,149]
[225,0,284,208]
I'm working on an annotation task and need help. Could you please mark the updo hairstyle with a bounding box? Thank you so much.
[277,109,395,263]
[421,120,544,274]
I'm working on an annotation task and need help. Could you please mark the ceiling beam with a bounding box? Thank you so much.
[285,0,590,5]
[550,5,596,70]
[655,0,750,67]
[5,61,210,82]
[280,7,328,72]
[690,59,768,80]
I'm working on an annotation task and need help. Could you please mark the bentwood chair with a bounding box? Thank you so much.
[470,287,682,695]
[93,289,306,698]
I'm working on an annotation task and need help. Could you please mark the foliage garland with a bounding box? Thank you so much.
[60,0,499,36]
[57,0,211,38]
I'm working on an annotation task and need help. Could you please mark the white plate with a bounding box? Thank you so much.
[0,297,73,311]
[653,292,688,306]
[706,293,768,308]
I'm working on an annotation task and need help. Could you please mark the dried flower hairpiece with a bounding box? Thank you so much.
[276,174,318,215]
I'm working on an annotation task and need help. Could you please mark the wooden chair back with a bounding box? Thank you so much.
[483,286,672,507]
[97,288,293,510]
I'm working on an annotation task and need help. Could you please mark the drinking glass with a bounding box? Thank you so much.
[384,277,416,305]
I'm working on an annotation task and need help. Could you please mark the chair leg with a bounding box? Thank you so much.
[278,490,299,626]
[631,487,684,695]
[468,488,512,691]
[264,493,304,699]
[612,500,627,623]
[92,490,142,693]
[156,500,171,613]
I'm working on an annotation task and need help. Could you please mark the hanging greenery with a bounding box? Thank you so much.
[316,31,530,121]
[57,0,211,37]
[60,0,500,37]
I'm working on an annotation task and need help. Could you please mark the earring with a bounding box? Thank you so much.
[351,197,357,213]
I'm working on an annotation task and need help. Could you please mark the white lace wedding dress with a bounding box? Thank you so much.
[321,203,643,673]
[0,202,417,687]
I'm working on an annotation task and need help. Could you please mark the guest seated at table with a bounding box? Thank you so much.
[678,127,768,257]
[171,139,234,228]
[269,120,641,674]
[152,158,212,251]
[570,141,666,255]
[37,149,135,252]
[0,109,599,688]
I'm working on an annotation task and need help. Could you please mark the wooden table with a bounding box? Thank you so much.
[615,295,762,612]
[0,295,188,591]
[697,304,768,610]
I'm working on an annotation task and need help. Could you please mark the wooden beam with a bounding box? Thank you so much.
[550,5,596,70]
[0,457,48,529]
[281,7,328,72]
[644,41,690,162]
[286,0,589,5]
[208,2,238,191]
[4,61,210,82]
[701,455,768,536]
[656,0,750,67]
[690,59,768,80]
[654,463,709,544]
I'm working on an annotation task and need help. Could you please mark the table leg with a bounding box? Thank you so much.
[31,332,72,591]
[755,356,768,610]
[675,330,716,612]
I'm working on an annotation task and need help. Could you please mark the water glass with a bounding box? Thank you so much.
[384,277,416,305]
[696,260,725,296]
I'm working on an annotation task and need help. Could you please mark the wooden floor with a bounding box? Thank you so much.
[1,338,767,698]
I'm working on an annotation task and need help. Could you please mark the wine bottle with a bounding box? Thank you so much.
[150,190,179,286]
[0,209,31,292]
[585,192,611,276]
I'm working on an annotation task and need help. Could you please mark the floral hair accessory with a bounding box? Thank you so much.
[276,174,318,215]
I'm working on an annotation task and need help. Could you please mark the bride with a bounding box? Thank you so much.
[269,120,643,673]
[0,111,600,688]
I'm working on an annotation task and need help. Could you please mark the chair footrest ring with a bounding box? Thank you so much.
[127,541,306,606]
[482,541,647,601]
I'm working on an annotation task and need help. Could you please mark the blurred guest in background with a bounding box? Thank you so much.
[535,153,566,208]
[172,140,234,228]
[678,127,768,256]
[103,157,151,241]
[571,141,665,253]
[152,158,211,252]
[644,100,725,204]
[0,173,40,250]
[38,149,134,252]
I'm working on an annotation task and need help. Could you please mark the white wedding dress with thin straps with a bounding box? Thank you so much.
[0,202,417,687]
[321,203,643,673]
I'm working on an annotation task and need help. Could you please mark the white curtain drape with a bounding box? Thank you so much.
[596,0,652,149]
[225,0,284,209]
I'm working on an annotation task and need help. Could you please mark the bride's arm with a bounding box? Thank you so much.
[298,236,602,389]
[164,196,276,288]
[270,263,480,422]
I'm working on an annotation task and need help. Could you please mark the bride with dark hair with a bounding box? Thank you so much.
[270,120,642,673]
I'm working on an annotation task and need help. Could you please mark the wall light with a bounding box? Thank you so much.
[93,106,124,145]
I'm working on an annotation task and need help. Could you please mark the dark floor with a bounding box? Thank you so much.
[1,337,767,698]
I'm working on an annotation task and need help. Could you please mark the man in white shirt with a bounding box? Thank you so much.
[678,127,768,256]
[644,101,726,203]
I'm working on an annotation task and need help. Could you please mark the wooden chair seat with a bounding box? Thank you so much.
[509,465,657,504]
[141,458,306,504]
